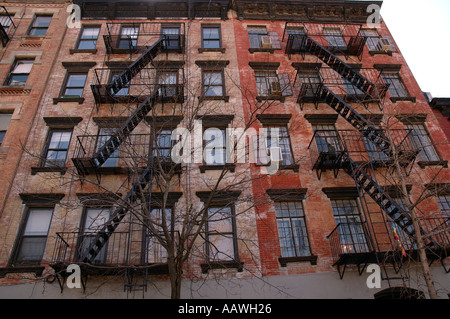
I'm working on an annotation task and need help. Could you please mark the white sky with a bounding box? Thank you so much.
[380,0,450,98]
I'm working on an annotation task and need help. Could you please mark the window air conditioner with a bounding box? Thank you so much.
[270,81,282,96]
[260,36,272,49]
[377,37,392,52]
[270,147,283,163]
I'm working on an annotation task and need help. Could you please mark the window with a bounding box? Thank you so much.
[255,71,279,96]
[298,70,322,98]
[78,207,110,264]
[6,59,34,86]
[62,73,87,98]
[275,201,311,258]
[202,71,224,98]
[96,128,119,167]
[437,195,450,226]
[42,130,72,167]
[361,29,396,53]
[265,126,294,166]
[161,25,181,50]
[324,27,347,50]
[286,27,305,51]
[312,124,341,154]
[77,26,100,50]
[153,129,174,162]
[28,15,51,36]
[331,199,369,254]
[157,70,178,98]
[146,207,172,263]
[201,25,221,49]
[203,127,227,166]
[248,26,281,51]
[390,197,417,250]
[0,113,12,146]
[0,14,13,33]
[382,73,409,98]
[109,69,129,96]
[206,206,236,261]
[118,25,139,49]
[13,208,53,265]
[404,123,440,162]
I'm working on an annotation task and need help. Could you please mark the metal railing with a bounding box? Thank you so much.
[308,129,419,171]
[327,222,373,262]
[91,67,184,104]
[295,67,389,105]
[51,230,180,266]
[103,22,185,54]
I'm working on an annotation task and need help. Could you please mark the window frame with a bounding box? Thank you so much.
[75,25,101,50]
[4,58,34,86]
[40,129,73,168]
[118,24,139,49]
[205,205,238,263]
[10,207,54,266]
[27,14,52,36]
[404,122,441,164]
[274,201,312,258]
[201,69,226,99]
[201,24,222,50]
[60,72,88,99]
[264,124,295,167]
[381,72,413,101]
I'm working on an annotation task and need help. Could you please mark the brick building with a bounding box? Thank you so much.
[0,0,449,299]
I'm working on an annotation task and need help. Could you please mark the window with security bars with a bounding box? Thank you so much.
[404,123,440,162]
[275,201,311,258]
[153,129,174,162]
[312,124,341,153]
[78,207,111,264]
[382,73,409,98]
[297,71,322,98]
[118,26,139,49]
[331,199,369,254]
[286,27,305,51]
[323,27,347,50]
[437,195,450,226]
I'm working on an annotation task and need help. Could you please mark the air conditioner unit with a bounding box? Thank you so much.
[377,37,392,52]
[260,36,272,49]
[270,81,282,96]
[270,147,283,163]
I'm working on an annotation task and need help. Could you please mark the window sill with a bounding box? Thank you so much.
[199,96,230,102]
[0,266,45,278]
[279,255,318,267]
[198,48,226,53]
[390,96,416,103]
[70,48,97,54]
[418,160,448,169]
[279,164,299,172]
[31,166,67,175]
[53,97,84,104]
[201,260,244,274]
[369,50,394,56]
[249,48,275,54]
[199,163,236,173]
[256,95,285,103]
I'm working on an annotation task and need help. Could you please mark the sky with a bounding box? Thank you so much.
[380,0,450,98]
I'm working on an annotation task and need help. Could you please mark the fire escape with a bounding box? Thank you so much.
[284,22,450,280]
[50,22,185,293]
[0,6,16,48]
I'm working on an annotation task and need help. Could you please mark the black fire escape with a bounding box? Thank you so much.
[51,23,185,293]
[284,23,450,280]
[0,6,16,47]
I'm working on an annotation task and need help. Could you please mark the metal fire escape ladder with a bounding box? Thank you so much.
[304,35,437,250]
[82,167,154,264]
[81,39,165,264]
